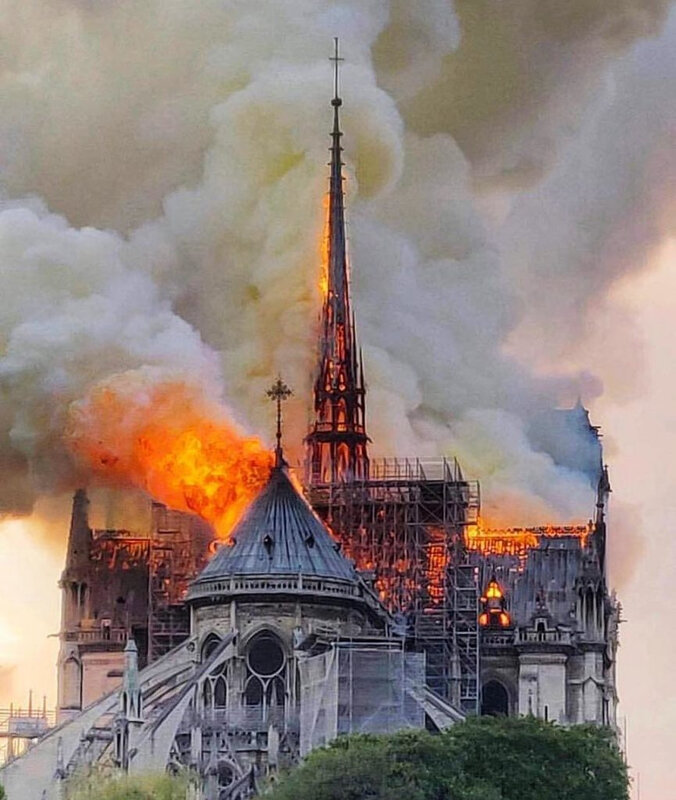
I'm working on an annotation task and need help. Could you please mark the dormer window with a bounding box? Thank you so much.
[479,576,511,628]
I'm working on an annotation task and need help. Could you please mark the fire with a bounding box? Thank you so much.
[319,193,330,296]
[66,373,274,538]
[479,576,511,628]
[465,520,592,566]
[426,528,449,605]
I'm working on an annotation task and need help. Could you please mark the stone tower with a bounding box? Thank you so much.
[56,490,150,723]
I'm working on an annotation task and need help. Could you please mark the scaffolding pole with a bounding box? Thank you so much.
[307,457,480,715]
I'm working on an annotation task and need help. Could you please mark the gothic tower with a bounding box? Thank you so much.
[305,40,369,485]
[57,489,92,720]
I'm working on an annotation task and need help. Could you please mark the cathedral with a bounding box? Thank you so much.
[0,51,619,800]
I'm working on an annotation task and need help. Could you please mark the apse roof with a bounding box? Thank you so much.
[190,466,358,587]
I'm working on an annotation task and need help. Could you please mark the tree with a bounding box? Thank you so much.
[65,771,188,800]
[262,717,628,800]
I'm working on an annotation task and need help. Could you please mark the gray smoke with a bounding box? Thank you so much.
[0,0,673,525]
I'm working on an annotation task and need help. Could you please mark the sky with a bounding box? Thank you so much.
[596,240,676,800]
[0,2,675,797]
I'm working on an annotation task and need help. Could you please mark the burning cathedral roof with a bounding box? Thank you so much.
[188,464,359,599]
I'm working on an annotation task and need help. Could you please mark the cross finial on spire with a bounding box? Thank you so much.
[267,377,293,467]
[330,37,343,106]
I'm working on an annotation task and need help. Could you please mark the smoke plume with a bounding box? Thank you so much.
[0,0,673,526]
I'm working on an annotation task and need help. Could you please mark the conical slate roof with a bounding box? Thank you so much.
[188,467,358,601]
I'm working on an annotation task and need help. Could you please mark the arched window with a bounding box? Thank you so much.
[62,657,81,709]
[481,680,509,717]
[214,676,227,708]
[201,635,227,715]
[244,676,263,706]
[266,676,285,708]
[244,632,287,720]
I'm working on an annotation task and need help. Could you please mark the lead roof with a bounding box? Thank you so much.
[191,466,358,586]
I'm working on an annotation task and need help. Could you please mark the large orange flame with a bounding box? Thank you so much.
[66,374,274,538]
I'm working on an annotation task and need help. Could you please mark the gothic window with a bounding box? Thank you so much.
[244,676,263,706]
[481,680,509,717]
[201,634,228,715]
[214,676,227,708]
[266,676,285,708]
[244,632,287,720]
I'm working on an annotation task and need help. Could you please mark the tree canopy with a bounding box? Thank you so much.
[65,771,188,800]
[262,717,628,800]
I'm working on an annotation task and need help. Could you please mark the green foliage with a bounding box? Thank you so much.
[262,717,628,800]
[66,770,189,800]
[0,782,6,800]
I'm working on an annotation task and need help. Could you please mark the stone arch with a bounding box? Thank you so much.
[242,630,288,723]
[61,655,81,709]
[244,675,263,706]
[240,621,290,656]
[201,632,223,662]
[481,680,510,717]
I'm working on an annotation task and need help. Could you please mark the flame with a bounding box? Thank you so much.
[319,193,330,297]
[465,519,591,566]
[479,576,512,628]
[426,527,448,605]
[66,374,274,539]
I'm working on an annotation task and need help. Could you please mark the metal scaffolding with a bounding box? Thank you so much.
[148,504,214,662]
[299,639,425,756]
[307,457,481,714]
[0,696,54,765]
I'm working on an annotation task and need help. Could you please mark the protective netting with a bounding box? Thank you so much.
[299,641,425,755]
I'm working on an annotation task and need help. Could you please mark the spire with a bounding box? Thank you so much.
[306,38,369,486]
[267,377,293,468]
[63,489,91,577]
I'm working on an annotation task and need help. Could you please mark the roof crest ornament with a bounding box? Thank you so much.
[267,377,293,468]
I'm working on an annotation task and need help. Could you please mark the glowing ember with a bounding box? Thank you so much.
[479,576,511,628]
[66,373,274,539]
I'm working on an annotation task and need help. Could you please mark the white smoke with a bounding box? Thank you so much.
[0,0,673,524]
